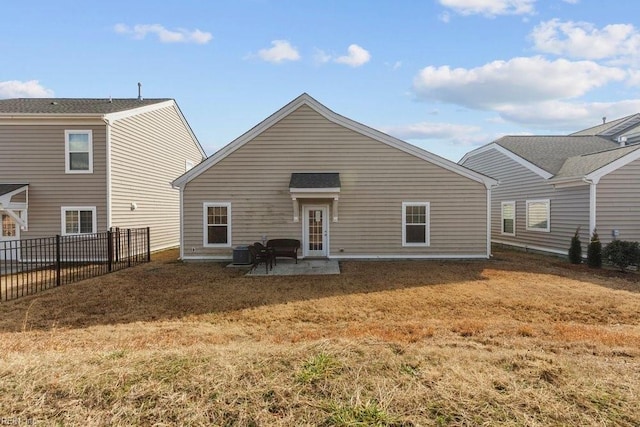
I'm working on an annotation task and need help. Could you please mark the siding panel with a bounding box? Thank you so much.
[0,123,108,238]
[110,104,204,251]
[596,158,640,244]
[462,148,590,254]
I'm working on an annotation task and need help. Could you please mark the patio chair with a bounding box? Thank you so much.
[248,243,272,274]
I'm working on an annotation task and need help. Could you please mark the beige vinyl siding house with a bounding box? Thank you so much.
[460,115,640,256]
[460,145,591,255]
[173,94,496,260]
[0,98,205,251]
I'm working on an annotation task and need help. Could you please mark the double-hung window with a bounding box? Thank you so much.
[61,207,97,235]
[65,130,93,173]
[402,202,430,246]
[204,202,231,247]
[501,201,516,236]
[526,199,550,232]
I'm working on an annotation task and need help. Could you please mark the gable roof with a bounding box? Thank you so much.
[494,135,617,174]
[554,144,640,180]
[460,113,640,184]
[173,93,497,189]
[0,98,171,115]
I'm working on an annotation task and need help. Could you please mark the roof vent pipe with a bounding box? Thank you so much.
[602,116,606,124]
[618,136,627,147]
[137,82,143,101]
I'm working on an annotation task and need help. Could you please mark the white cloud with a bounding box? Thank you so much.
[562,0,579,3]
[412,56,626,109]
[438,0,536,17]
[335,44,371,67]
[382,121,488,146]
[257,40,301,63]
[497,99,640,131]
[531,19,640,63]
[313,48,332,65]
[439,11,451,23]
[114,23,212,44]
[0,80,54,98]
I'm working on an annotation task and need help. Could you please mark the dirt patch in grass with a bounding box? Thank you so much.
[1,247,639,425]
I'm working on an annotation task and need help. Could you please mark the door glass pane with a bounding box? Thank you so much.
[2,214,16,237]
[308,209,323,251]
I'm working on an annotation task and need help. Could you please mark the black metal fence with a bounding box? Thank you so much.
[0,227,150,302]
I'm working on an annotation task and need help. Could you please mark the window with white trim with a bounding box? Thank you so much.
[402,202,430,246]
[501,201,516,236]
[204,202,231,247]
[61,207,97,235]
[526,199,550,232]
[65,130,93,173]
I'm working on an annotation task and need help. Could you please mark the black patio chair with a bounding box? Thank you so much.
[248,243,272,274]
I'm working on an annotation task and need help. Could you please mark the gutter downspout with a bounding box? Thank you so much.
[485,180,499,259]
[583,177,598,235]
[103,117,113,230]
[179,185,185,260]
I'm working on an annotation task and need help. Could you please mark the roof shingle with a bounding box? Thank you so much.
[0,98,171,115]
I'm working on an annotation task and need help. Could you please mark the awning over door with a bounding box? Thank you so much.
[0,184,29,230]
[289,173,340,222]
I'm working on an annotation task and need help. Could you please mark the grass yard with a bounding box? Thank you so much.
[1,247,639,426]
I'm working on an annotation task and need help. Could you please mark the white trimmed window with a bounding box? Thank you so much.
[204,202,231,247]
[61,207,97,235]
[402,202,430,246]
[501,201,516,236]
[65,130,93,173]
[526,199,550,232]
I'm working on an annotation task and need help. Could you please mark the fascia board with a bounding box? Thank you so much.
[103,100,175,122]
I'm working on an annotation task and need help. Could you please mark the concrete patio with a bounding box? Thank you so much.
[244,258,340,276]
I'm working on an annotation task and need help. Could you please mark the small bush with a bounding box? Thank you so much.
[587,230,602,268]
[602,240,640,272]
[568,227,582,264]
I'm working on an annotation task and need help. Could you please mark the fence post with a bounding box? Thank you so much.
[146,227,151,262]
[127,228,131,267]
[56,235,61,287]
[107,229,113,272]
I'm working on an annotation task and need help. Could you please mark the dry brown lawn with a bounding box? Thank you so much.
[1,247,639,426]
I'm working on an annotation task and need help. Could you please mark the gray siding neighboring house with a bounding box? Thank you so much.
[460,114,640,255]
[172,93,497,261]
[0,98,205,251]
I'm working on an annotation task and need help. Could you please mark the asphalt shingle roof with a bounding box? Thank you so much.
[554,144,640,179]
[0,98,171,115]
[570,113,640,137]
[289,173,341,188]
[495,135,618,174]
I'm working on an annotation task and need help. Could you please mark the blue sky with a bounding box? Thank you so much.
[2,0,639,161]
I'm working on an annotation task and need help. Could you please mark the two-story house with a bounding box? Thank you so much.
[0,98,206,252]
